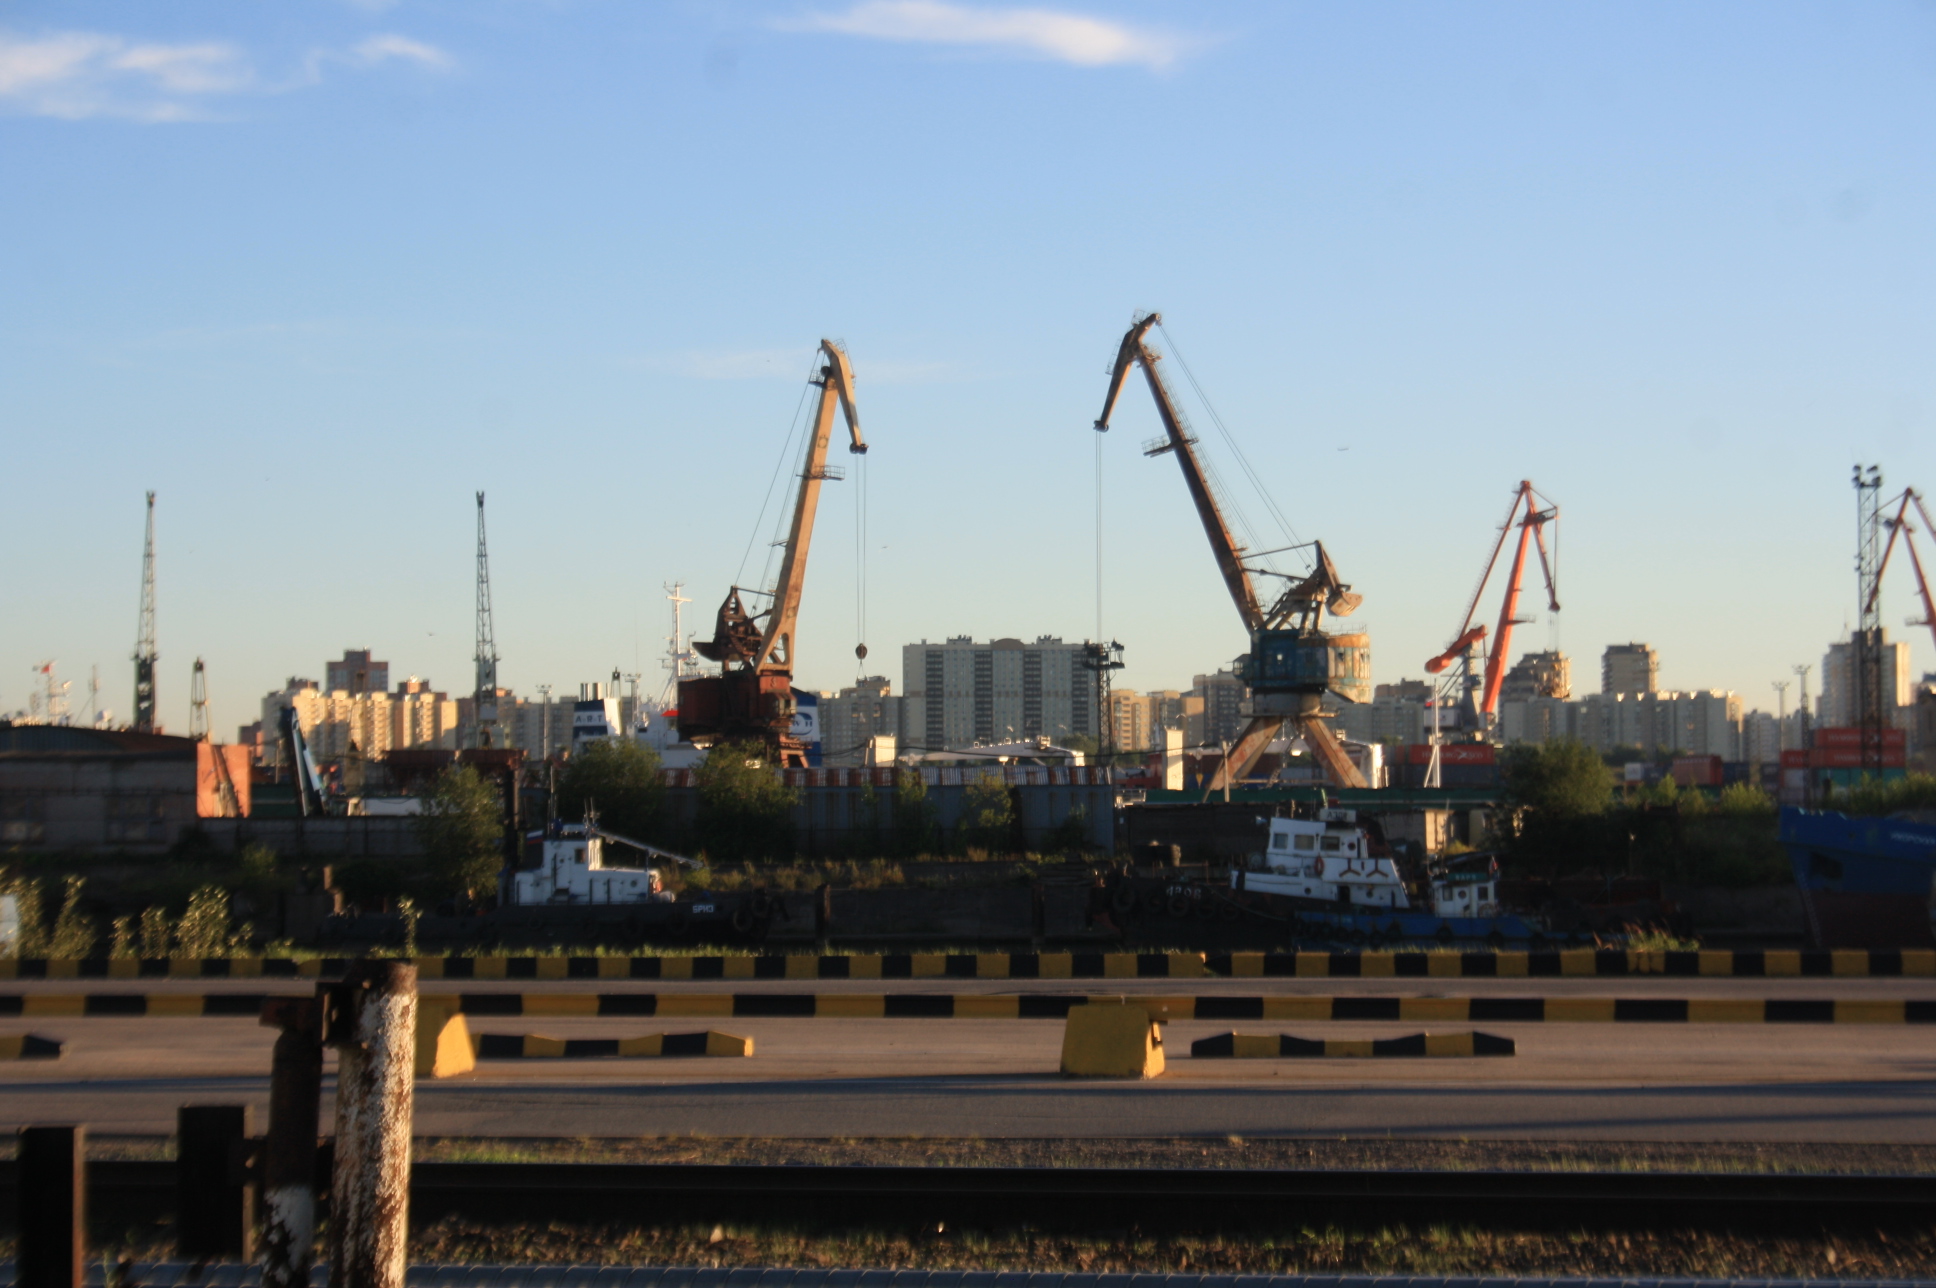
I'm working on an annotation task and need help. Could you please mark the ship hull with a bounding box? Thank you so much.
[1781,807,1936,949]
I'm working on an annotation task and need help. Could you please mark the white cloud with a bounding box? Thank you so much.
[0,26,454,122]
[785,0,1192,70]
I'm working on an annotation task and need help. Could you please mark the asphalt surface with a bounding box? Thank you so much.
[4,1013,1935,1141]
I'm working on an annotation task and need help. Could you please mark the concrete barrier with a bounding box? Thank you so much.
[0,1033,62,1058]
[413,1007,474,1079]
[1191,1030,1517,1057]
[472,1031,751,1059]
[1059,997,1163,1078]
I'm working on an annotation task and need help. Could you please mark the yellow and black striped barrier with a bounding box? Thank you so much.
[1210,948,1936,978]
[8,991,1936,1023]
[1191,1030,1516,1058]
[0,1033,62,1059]
[473,1030,751,1059]
[0,952,1210,982]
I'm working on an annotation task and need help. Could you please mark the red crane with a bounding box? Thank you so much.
[1869,487,1936,659]
[1425,480,1560,720]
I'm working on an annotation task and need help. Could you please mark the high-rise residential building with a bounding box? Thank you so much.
[1563,689,1742,758]
[1816,631,1913,728]
[1108,689,1153,753]
[1338,678,1435,745]
[1189,669,1247,748]
[1741,710,1782,765]
[1146,691,1188,738]
[1602,644,1658,697]
[325,650,390,696]
[260,673,458,763]
[820,676,901,766]
[900,637,1092,751]
[1502,651,1571,702]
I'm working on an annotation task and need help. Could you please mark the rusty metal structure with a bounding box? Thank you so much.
[133,491,158,734]
[679,340,866,766]
[1094,313,1369,792]
[1424,479,1561,725]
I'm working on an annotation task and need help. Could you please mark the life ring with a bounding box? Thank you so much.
[1486,929,1506,950]
[731,901,756,934]
[665,906,692,939]
[1219,900,1242,922]
[1110,883,1137,914]
[1167,892,1193,918]
[1435,922,1455,945]
[1144,889,1167,913]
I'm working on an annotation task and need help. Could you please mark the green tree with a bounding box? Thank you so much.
[1502,739,1615,818]
[694,741,797,863]
[558,738,666,841]
[959,772,1016,855]
[414,764,505,899]
[891,767,940,858]
[1716,782,1775,816]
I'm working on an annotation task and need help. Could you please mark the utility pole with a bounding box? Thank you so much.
[1853,464,1886,776]
[473,492,500,749]
[536,684,552,759]
[1772,679,1788,753]
[190,658,210,741]
[133,491,158,733]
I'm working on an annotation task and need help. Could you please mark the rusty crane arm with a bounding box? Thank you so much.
[1870,488,1936,659]
[757,340,866,672]
[1096,314,1364,791]
[1426,480,1559,718]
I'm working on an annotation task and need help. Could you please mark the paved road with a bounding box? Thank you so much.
[5,1015,1935,1141]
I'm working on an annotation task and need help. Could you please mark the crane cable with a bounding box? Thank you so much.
[734,352,821,593]
[855,443,868,677]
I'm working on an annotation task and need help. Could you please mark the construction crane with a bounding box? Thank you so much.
[1869,486,1936,660]
[1424,479,1560,734]
[679,339,866,766]
[473,491,501,749]
[189,657,210,740]
[133,491,158,733]
[1094,313,1369,792]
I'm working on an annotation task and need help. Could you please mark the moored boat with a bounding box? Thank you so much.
[1782,806,1936,948]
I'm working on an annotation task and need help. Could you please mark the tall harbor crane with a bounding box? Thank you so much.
[1869,486,1936,660]
[679,339,866,766]
[1094,313,1370,792]
[1423,479,1560,728]
[133,491,158,734]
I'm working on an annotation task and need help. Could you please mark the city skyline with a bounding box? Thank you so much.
[3,2,1933,737]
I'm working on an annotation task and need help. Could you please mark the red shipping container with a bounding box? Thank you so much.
[1406,743,1498,766]
[1671,755,1724,787]
[1815,727,1906,749]
[1780,749,1809,768]
[1809,747,1908,769]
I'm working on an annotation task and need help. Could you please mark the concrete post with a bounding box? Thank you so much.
[18,1125,85,1288]
[260,995,324,1288]
[325,961,416,1288]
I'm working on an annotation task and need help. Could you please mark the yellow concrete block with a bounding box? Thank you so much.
[616,1034,664,1056]
[1544,998,1616,1022]
[1103,954,1137,979]
[785,956,819,980]
[106,959,138,979]
[910,954,945,978]
[1494,952,1529,978]
[1831,950,1869,978]
[1901,950,1936,977]
[1168,953,1210,979]
[1359,953,1395,977]
[147,995,204,1016]
[23,995,85,1016]
[1687,999,1762,1023]
[230,958,262,978]
[0,959,16,979]
[525,994,597,1017]
[955,995,1021,1019]
[848,955,883,980]
[1400,998,1469,1022]
[168,958,200,979]
[1631,950,1663,975]
[298,959,325,977]
[1698,951,1735,976]
[656,994,733,1017]
[472,957,508,980]
[1231,1034,1279,1058]
[1326,1039,1375,1058]
[1836,1000,1906,1025]
[1558,949,1596,976]
[976,954,1009,978]
[1060,998,1164,1078]
[1762,951,1801,977]
[1227,953,1264,978]
[535,957,568,981]
[598,957,628,980]
[723,957,756,980]
[47,960,80,979]
[1262,996,1332,1021]
[1037,954,1073,979]
[659,958,694,980]
[414,957,445,979]
[1426,955,1461,978]
[1296,952,1331,977]
[1126,995,1191,1022]
[524,1035,568,1058]
[1424,1032,1477,1057]
[416,1007,474,1077]
[816,994,886,1018]
[705,1030,754,1057]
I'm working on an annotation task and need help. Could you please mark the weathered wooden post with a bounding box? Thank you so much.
[260,995,324,1288]
[325,960,417,1288]
[177,1105,254,1260]
[18,1125,85,1288]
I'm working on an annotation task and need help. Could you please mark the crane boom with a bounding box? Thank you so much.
[1427,479,1560,723]
[1871,488,1936,657]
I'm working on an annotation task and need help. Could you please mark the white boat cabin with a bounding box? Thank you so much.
[1234,809,1412,909]
[511,824,675,905]
[1427,865,1501,918]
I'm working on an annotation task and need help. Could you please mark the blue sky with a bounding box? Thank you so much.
[2,0,1933,738]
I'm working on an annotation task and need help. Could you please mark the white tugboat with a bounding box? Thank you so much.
[1232,809,1507,919]
[510,822,694,905]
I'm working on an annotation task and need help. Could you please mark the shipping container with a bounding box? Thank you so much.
[1404,743,1497,767]
[1671,755,1724,788]
[1808,748,1908,769]
[1813,726,1907,749]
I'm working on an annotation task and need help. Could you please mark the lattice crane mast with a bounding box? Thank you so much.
[1424,479,1560,727]
[1094,314,1370,792]
[680,340,866,767]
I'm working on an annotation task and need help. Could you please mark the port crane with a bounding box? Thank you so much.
[1095,313,1370,792]
[679,340,866,766]
[1869,486,1936,657]
[1423,480,1560,758]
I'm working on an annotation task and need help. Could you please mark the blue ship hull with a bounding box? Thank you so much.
[1781,807,1936,948]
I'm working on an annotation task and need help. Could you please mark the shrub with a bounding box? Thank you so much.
[47,876,97,959]
[695,741,797,862]
[959,773,1016,855]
